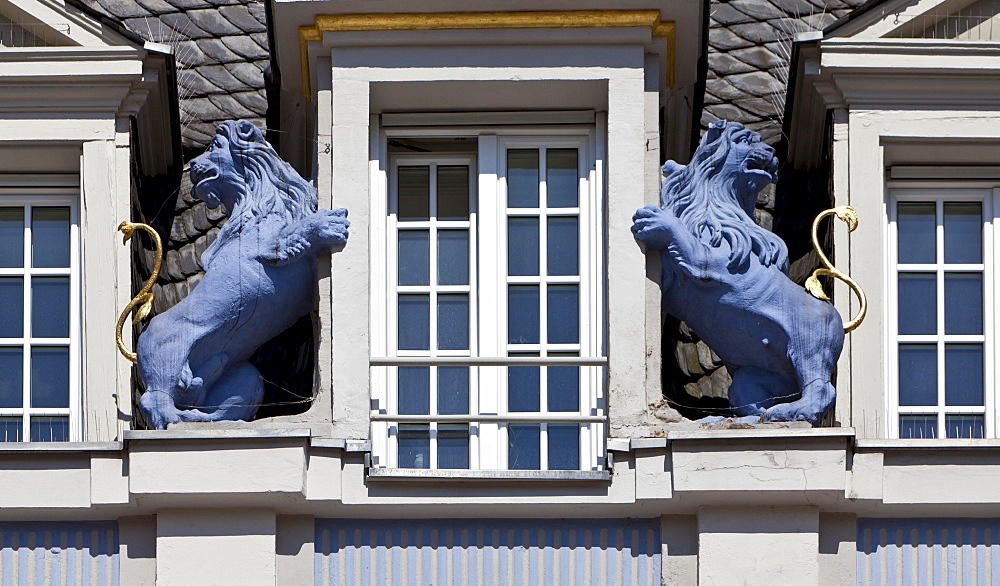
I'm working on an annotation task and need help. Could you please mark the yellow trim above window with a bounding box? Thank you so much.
[298,10,676,97]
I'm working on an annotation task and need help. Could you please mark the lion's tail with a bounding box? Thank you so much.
[115,221,163,363]
[804,206,867,333]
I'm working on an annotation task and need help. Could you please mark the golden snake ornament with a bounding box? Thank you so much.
[804,206,867,333]
[115,221,163,363]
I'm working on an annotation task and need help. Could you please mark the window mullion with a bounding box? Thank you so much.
[21,204,30,441]
[936,199,946,438]
[477,135,501,470]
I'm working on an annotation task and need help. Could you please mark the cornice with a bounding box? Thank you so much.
[297,10,675,98]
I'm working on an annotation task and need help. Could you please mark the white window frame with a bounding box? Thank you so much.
[887,185,997,439]
[0,188,81,442]
[370,125,607,472]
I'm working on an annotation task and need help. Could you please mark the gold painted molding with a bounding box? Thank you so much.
[298,10,676,97]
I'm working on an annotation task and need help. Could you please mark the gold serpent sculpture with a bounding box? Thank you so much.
[115,221,163,363]
[804,206,867,332]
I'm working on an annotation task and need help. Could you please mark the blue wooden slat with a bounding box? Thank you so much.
[859,519,1000,586]
[0,522,117,586]
[316,518,660,586]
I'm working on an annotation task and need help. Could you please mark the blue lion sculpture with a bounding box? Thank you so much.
[137,120,349,429]
[632,120,852,425]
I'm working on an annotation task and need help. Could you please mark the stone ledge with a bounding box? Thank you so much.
[125,428,311,441]
[668,427,855,441]
[367,468,610,482]
[0,441,123,452]
[857,438,1000,449]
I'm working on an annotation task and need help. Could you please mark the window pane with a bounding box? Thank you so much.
[507,150,539,208]
[944,202,982,264]
[0,348,22,409]
[0,278,23,338]
[945,415,984,439]
[944,273,982,335]
[31,347,69,408]
[30,417,68,442]
[899,344,936,406]
[945,344,983,406]
[438,294,469,350]
[897,202,935,264]
[898,273,935,335]
[32,277,69,338]
[398,295,429,350]
[31,207,70,268]
[437,166,469,220]
[398,167,430,220]
[548,285,579,344]
[508,424,540,470]
[0,207,23,268]
[547,217,578,276]
[398,366,429,415]
[438,230,469,286]
[508,218,539,276]
[899,415,937,439]
[398,424,430,469]
[438,366,469,415]
[548,364,579,412]
[398,231,429,286]
[546,149,578,207]
[0,417,22,442]
[547,424,580,470]
[508,363,540,412]
[508,286,539,344]
[438,424,470,469]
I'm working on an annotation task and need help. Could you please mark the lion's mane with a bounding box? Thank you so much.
[201,121,317,266]
[661,121,787,273]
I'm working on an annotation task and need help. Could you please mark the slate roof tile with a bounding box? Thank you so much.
[231,90,267,112]
[186,8,243,36]
[728,46,784,70]
[710,4,753,26]
[729,0,789,21]
[709,26,756,50]
[158,12,211,39]
[197,64,249,92]
[207,93,258,118]
[705,77,745,101]
[217,4,260,30]
[726,70,783,96]
[177,68,220,95]
[134,0,176,15]
[224,61,264,86]
[733,96,783,118]
[707,52,757,75]
[170,0,214,9]
[180,97,229,121]
[195,37,242,63]
[729,21,783,44]
[220,34,267,59]
[92,0,149,19]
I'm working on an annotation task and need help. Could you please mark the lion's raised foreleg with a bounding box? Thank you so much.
[631,205,714,280]
[258,208,350,265]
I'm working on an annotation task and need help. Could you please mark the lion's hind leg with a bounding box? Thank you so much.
[727,366,799,420]
[761,379,835,426]
[198,361,265,423]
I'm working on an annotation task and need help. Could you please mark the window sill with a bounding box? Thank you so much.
[0,441,122,452]
[367,468,610,482]
[856,438,1000,449]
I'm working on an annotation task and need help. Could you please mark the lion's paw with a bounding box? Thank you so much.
[631,205,673,250]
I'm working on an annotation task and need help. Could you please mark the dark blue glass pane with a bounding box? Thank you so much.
[899,415,937,439]
[0,207,23,268]
[438,366,468,415]
[0,348,22,409]
[508,286,539,344]
[398,231,429,286]
[0,418,22,442]
[508,218,539,276]
[31,347,68,408]
[438,231,469,286]
[398,366,429,415]
[547,424,580,470]
[30,417,68,442]
[508,364,540,412]
[32,277,69,338]
[898,273,935,335]
[437,424,469,469]
[438,294,469,350]
[507,150,539,208]
[945,344,983,406]
[398,425,429,468]
[944,273,982,335]
[31,207,70,268]
[547,285,579,344]
[546,149,578,207]
[945,415,984,439]
[397,167,429,220]
[548,365,579,412]
[897,202,935,264]
[547,217,578,276]
[437,166,469,220]
[944,202,982,264]
[0,278,23,338]
[899,345,936,406]
[508,424,540,470]
[398,295,429,350]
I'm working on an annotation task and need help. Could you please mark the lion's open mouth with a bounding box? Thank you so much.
[742,151,776,179]
[189,163,219,187]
